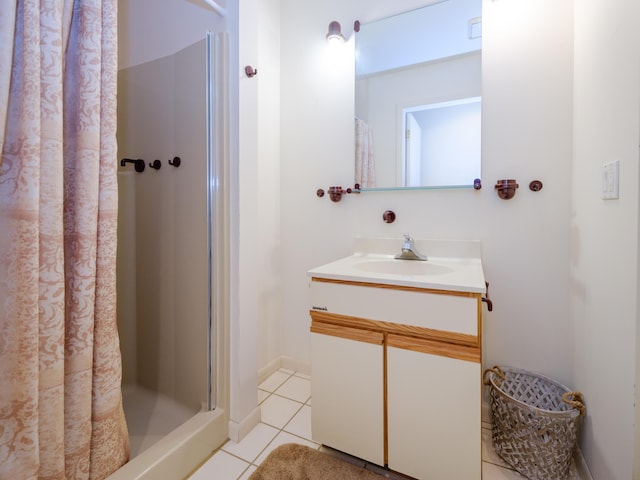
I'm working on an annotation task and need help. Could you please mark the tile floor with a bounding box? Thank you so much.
[189,369,584,480]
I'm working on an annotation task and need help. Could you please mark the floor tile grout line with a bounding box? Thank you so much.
[269,391,310,404]
[259,368,296,392]
[230,456,252,480]
[243,406,306,472]
[237,370,315,478]
[224,370,304,479]
[279,400,307,434]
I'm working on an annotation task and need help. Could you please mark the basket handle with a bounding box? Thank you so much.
[562,391,586,417]
[483,366,505,385]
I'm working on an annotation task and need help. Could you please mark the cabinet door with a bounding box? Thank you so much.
[310,324,384,466]
[387,337,481,480]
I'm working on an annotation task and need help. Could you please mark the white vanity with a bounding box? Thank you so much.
[308,238,486,479]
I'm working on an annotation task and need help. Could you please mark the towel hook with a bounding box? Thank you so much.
[149,159,161,170]
[168,156,181,167]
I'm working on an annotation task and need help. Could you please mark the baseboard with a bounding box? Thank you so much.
[280,355,311,376]
[258,355,311,385]
[258,357,282,385]
[574,446,593,480]
[482,397,490,424]
[228,405,261,443]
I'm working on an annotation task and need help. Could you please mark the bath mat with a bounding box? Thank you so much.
[249,443,385,480]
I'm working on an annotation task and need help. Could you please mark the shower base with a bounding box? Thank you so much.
[122,385,198,457]
[107,386,228,480]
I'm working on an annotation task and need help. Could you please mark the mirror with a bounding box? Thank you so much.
[355,0,482,190]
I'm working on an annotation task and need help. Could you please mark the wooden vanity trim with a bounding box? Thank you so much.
[311,276,481,299]
[310,320,384,345]
[387,333,480,363]
[477,298,483,353]
[310,310,479,348]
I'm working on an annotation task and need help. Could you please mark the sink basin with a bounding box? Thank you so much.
[308,248,486,293]
[353,260,453,276]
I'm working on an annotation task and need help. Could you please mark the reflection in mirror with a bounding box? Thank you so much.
[403,97,481,187]
[355,0,482,190]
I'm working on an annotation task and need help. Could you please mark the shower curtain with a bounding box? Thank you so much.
[0,1,129,479]
[355,118,375,188]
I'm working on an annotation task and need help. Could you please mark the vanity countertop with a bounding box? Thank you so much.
[308,252,486,293]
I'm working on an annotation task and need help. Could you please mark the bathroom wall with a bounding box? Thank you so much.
[255,0,283,383]
[230,0,285,436]
[119,2,640,475]
[279,0,573,383]
[572,1,640,478]
[276,0,640,477]
[118,0,225,69]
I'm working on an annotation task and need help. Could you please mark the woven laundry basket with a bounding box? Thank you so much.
[483,366,585,480]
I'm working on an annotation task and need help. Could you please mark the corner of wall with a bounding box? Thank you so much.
[228,406,261,443]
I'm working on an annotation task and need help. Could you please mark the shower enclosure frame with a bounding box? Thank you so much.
[108,31,231,480]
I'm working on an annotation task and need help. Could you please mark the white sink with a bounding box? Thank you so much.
[308,252,486,293]
[353,259,453,276]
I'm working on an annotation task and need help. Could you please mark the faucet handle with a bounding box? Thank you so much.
[403,233,413,243]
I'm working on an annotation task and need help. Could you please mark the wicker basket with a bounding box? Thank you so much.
[483,366,585,480]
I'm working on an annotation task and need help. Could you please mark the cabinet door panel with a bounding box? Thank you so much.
[310,332,384,465]
[387,346,481,479]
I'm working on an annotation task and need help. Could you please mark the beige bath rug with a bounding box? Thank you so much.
[249,443,385,480]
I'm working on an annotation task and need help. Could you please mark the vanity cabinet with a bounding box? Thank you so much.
[309,277,482,480]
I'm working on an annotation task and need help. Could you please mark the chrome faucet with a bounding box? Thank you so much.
[395,234,427,261]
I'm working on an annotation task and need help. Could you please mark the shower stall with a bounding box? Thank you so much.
[110,32,229,479]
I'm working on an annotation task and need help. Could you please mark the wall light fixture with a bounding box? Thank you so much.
[326,21,345,45]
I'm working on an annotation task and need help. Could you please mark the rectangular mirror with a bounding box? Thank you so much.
[355,0,482,190]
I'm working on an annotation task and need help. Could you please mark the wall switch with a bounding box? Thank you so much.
[602,160,619,200]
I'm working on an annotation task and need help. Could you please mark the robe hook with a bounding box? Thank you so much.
[120,158,145,173]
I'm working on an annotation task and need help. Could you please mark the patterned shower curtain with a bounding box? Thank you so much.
[0,1,129,479]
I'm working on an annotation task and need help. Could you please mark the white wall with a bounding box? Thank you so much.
[279,0,574,388]
[118,0,226,69]
[232,0,283,437]
[572,1,640,478]
[256,0,283,375]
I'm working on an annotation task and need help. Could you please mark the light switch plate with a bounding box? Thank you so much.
[602,160,619,200]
